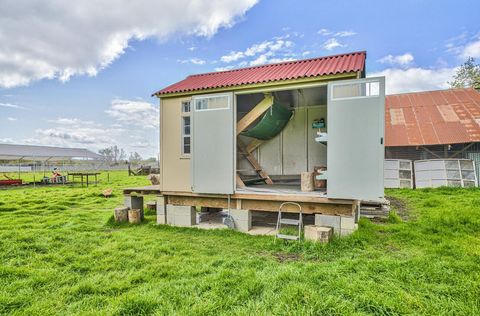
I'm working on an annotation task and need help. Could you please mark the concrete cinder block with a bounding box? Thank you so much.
[340,224,358,236]
[166,205,196,227]
[304,225,333,243]
[156,195,166,206]
[156,196,167,224]
[226,209,252,232]
[124,195,144,212]
[340,216,356,230]
[315,214,341,234]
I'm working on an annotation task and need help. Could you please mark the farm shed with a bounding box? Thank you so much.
[125,51,386,236]
[384,88,480,182]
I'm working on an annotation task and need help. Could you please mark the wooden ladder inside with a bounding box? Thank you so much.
[236,94,274,188]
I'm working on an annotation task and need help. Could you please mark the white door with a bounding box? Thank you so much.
[191,93,235,194]
[327,77,385,201]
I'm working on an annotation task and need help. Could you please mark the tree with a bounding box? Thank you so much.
[98,145,126,164]
[449,57,480,89]
[128,152,143,164]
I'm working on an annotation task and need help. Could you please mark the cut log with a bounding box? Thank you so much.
[114,206,129,223]
[301,172,314,192]
[147,174,161,185]
[128,209,142,224]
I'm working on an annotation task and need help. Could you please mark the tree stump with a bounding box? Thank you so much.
[301,171,314,192]
[114,206,129,223]
[128,209,142,224]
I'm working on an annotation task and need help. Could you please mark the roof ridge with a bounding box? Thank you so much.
[386,87,475,97]
[187,50,367,78]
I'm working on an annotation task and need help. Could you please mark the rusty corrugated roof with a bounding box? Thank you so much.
[154,51,366,95]
[385,88,480,147]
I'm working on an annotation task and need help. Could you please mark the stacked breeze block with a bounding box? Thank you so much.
[384,159,413,188]
[414,159,477,188]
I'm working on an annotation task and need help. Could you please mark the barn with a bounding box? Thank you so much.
[385,88,480,184]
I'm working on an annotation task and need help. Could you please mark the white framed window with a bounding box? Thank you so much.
[181,101,191,155]
[194,95,230,111]
[331,80,380,100]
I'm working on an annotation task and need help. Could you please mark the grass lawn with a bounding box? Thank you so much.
[0,171,479,315]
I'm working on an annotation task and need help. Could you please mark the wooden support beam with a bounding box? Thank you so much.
[237,138,273,184]
[236,174,246,188]
[236,94,273,135]
[165,194,353,216]
[448,143,474,158]
[421,146,442,159]
[245,139,264,154]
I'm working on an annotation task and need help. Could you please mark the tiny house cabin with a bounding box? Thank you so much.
[143,51,385,235]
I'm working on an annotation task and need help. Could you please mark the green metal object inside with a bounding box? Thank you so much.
[241,102,293,140]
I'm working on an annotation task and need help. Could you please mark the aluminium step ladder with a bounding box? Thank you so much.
[275,202,303,241]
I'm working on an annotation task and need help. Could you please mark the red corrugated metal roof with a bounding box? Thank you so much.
[154,51,366,95]
[385,88,480,147]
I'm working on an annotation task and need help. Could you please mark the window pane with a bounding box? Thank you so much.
[332,81,380,100]
[195,95,229,110]
[182,101,191,113]
[183,135,191,154]
[183,117,190,135]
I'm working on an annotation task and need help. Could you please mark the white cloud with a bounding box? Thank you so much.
[317,28,332,36]
[177,58,206,65]
[48,117,95,125]
[221,51,245,63]
[323,38,344,50]
[7,117,17,121]
[335,31,356,37]
[214,66,235,72]
[34,126,120,146]
[302,51,311,57]
[369,67,456,94]
[0,138,14,143]
[220,39,294,64]
[378,53,414,66]
[0,102,24,109]
[461,40,480,59]
[106,99,158,129]
[0,0,258,88]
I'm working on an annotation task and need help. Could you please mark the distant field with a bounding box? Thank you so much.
[0,171,479,315]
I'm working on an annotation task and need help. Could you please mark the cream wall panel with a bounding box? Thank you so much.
[161,97,192,192]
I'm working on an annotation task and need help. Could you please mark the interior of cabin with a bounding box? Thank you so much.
[235,85,329,196]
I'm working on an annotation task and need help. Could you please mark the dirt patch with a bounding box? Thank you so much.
[273,252,301,263]
[387,196,411,220]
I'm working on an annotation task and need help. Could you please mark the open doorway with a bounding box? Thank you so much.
[235,85,328,196]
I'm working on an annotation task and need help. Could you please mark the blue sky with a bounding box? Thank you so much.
[1,0,479,157]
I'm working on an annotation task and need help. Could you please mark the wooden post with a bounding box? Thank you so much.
[301,172,314,192]
[128,209,142,224]
[114,206,129,223]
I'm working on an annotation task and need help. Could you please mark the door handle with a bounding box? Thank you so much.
[380,137,383,145]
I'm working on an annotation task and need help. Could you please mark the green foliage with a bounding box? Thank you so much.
[449,57,480,89]
[0,173,479,314]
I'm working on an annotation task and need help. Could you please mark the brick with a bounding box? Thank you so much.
[304,225,333,243]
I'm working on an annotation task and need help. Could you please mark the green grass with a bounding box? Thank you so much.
[0,172,479,315]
